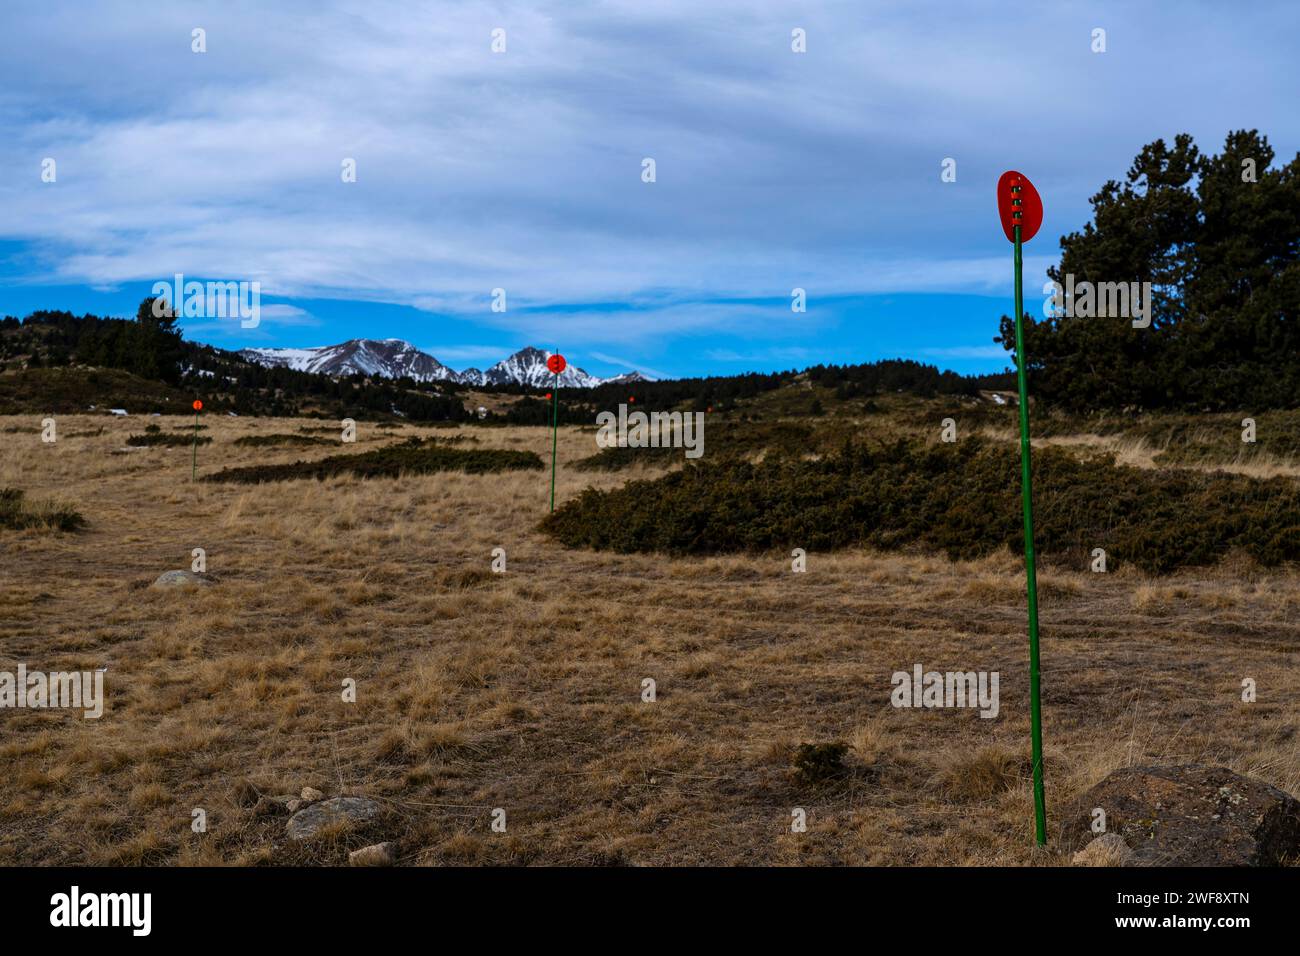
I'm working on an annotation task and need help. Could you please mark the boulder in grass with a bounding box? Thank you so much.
[286,796,381,841]
[151,569,215,589]
[1063,765,1300,866]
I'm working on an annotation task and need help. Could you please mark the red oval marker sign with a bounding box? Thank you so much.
[546,353,566,375]
[192,399,203,411]
[997,170,1043,243]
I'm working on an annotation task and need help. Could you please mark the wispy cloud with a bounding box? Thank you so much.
[419,344,510,367]
[920,344,1008,360]
[704,347,818,365]
[258,304,321,327]
[587,351,671,380]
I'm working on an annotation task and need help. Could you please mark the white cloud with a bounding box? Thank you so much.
[257,304,321,326]
[920,345,1009,360]
[418,344,510,366]
[587,351,671,380]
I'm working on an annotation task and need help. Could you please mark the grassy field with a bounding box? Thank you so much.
[1,405,1298,865]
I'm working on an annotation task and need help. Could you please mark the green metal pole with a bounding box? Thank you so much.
[192,410,199,481]
[1013,223,1047,846]
[550,372,559,512]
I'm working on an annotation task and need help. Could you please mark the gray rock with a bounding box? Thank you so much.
[151,569,214,589]
[1063,765,1300,866]
[286,796,381,841]
[348,842,395,867]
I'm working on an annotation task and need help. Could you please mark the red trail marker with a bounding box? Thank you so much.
[191,400,203,479]
[999,169,1047,847]
[547,352,566,511]
[997,170,1042,243]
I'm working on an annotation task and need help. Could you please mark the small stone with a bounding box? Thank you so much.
[301,787,324,803]
[1072,833,1134,867]
[286,796,381,841]
[151,570,214,589]
[286,799,301,813]
[349,842,395,867]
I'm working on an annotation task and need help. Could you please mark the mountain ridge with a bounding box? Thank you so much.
[237,339,653,388]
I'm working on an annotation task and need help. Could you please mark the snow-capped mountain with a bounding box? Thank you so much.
[238,338,459,383]
[602,371,652,385]
[237,340,654,388]
[480,346,603,388]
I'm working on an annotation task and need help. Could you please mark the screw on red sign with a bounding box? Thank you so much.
[547,353,566,375]
[192,400,203,411]
[996,171,1042,243]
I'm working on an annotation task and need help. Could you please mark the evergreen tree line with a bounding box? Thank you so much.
[1,299,471,422]
[1,300,186,384]
[4,300,1029,422]
[805,358,1015,397]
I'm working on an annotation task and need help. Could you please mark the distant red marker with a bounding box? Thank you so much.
[191,400,203,479]
[547,352,566,512]
[628,396,635,404]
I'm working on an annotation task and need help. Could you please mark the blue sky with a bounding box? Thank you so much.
[1,1,1297,380]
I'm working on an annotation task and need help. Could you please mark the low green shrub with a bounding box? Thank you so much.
[0,487,85,532]
[792,742,850,785]
[127,429,212,447]
[233,433,333,447]
[574,444,679,471]
[542,437,1300,573]
[206,438,543,483]
[572,419,820,471]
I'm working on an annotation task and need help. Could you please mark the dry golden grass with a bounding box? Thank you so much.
[979,425,1300,479]
[1,412,1298,866]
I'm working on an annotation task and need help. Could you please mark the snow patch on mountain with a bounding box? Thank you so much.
[237,340,655,387]
[238,338,459,383]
